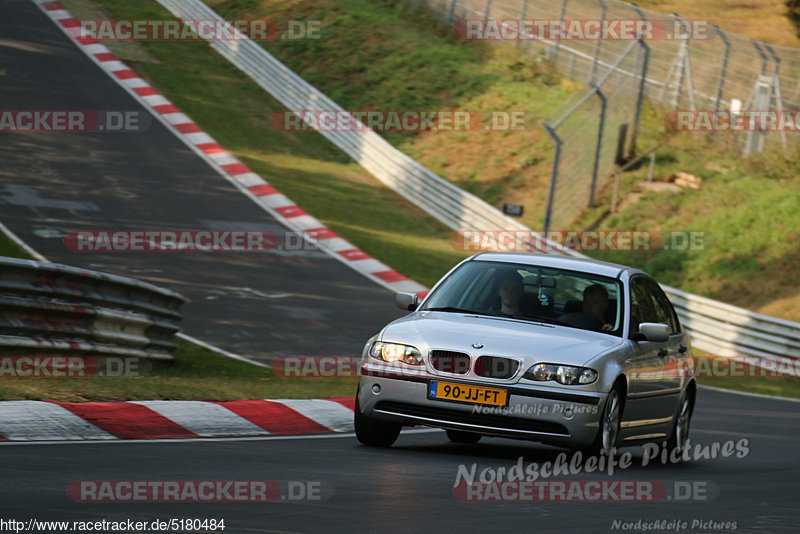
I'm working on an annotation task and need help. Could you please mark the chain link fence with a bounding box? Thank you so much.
[415,0,800,228]
[542,39,649,231]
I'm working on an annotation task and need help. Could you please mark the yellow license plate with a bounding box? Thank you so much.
[428,380,508,406]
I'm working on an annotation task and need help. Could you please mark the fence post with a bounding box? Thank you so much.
[447,0,457,27]
[627,39,650,160]
[671,14,695,109]
[590,0,607,83]
[647,149,656,182]
[551,0,568,62]
[518,0,529,49]
[764,43,787,150]
[542,122,562,234]
[751,39,768,76]
[483,0,492,22]
[611,169,621,213]
[589,84,606,208]
[713,26,730,112]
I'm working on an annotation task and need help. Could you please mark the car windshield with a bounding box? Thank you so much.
[421,260,623,336]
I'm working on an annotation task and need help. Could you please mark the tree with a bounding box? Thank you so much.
[788,0,800,37]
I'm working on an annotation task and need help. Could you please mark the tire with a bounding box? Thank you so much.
[667,388,694,456]
[354,390,401,447]
[445,429,481,444]
[582,383,623,456]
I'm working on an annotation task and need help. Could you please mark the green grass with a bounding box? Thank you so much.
[0,232,34,260]
[576,102,800,321]
[0,339,357,401]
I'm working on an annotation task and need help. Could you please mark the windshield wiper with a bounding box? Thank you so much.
[424,306,484,315]
[509,315,570,327]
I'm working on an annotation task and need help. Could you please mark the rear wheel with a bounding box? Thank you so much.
[354,390,401,447]
[667,388,694,455]
[445,429,481,444]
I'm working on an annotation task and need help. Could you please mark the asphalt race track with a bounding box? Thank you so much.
[0,0,403,360]
[0,388,798,532]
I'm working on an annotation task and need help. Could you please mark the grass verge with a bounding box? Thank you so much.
[0,339,357,401]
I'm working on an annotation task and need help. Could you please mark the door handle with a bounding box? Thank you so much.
[658,347,668,357]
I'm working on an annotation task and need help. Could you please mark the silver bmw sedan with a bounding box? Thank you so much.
[355,252,696,455]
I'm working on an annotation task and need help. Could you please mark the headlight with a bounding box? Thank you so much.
[369,341,424,365]
[523,363,598,385]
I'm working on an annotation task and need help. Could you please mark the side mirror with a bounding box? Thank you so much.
[395,292,419,311]
[638,322,670,343]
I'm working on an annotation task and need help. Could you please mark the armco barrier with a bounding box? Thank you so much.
[0,256,185,359]
[149,1,800,364]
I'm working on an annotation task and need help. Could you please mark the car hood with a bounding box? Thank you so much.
[380,311,622,367]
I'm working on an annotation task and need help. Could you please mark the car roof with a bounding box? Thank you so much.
[469,252,641,279]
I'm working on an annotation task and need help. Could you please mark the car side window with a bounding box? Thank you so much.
[629,277,656,333]
[644,279,680,335]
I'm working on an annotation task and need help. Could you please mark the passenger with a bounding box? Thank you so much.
[582,284,614,331]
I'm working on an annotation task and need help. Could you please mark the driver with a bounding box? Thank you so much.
[497,271,525,316]
[582,284,614,331]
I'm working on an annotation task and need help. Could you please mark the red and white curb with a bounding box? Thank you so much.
[0,398,355,441]
[33,0,427,298]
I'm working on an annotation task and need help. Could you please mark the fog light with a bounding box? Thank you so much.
[371,384,381,395]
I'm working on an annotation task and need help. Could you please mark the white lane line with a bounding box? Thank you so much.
[0,428,442,446]
[0,401,114,441]
[132,401,268,436]
[699,385,800,403]
[271,399,355,432]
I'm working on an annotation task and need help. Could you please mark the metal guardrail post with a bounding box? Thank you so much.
[541,122,562,234]
[589,84,606,208]
[713,26,730,113]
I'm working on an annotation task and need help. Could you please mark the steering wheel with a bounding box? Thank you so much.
[557,312,606,331]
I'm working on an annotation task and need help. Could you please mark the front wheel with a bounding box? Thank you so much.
[582,384,623,456]
[354,390,401,447]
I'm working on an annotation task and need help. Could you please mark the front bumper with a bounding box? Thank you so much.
[358,373,607,448]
